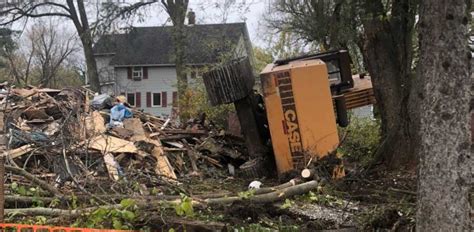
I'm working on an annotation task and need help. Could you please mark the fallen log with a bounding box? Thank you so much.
[205,180,319,205]
[3,180,307,206]
[253,178,303,195]
[5,165,63,198]
[4,204,121,217]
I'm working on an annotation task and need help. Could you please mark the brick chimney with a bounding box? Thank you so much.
[187,9,195,25]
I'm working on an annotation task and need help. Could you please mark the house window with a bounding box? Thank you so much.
[152,93,162,107]
[132,67,143,80]
[127,93,136,106]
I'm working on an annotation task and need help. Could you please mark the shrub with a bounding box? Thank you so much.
[339,116,381,166]
[179,80,235,128]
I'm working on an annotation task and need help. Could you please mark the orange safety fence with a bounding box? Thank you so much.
[0,223,137,232]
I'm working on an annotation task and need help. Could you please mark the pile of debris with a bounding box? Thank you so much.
[0,84,249,198]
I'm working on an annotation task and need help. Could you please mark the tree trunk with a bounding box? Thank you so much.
[82,35,101,93]
[415,1,471,230]
[360,0,418,169]
[66,0,101,93]
[174,22,188,119]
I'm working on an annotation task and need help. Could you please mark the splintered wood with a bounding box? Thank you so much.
[85,111,106,136]
[87,135,138,154]
[150,139,177,180]
[103,153,120,180]
[7,144,33,159]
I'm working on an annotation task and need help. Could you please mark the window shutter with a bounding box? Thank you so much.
[172,91,178,107]
[135,92,141,107]
[127,67,132,79]
[146,92,151,107]
[143,67,148,79]
[162,91,167,107]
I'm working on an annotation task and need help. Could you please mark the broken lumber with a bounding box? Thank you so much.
[7,144,33,159]
[150,139,177,180]
[103,153,120,181]
[87,135,138,154]
[85,111,106,136]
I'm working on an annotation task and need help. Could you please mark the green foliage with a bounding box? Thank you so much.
[74,199,137,229]
[174,194,194,217]
[71,193,78,210]
[48,198,61,208]
[10,182,41,199]
[297,191,345,207]
[237,189,256,199]
[253,46,273,73]
[279,198,295,209]
[339,117,381,166]
[179,80,235,128]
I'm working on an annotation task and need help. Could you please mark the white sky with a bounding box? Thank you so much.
[9,0,270,66]
[130,1,269,47]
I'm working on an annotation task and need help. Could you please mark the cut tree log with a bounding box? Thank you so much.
[253,178,302,195]
[4,204,121,217]
[205,180,318,205]
[301,168,315,180]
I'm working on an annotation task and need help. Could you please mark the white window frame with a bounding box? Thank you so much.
[127,93,136,106]
[132,67,143,80]
[152,92,162,107]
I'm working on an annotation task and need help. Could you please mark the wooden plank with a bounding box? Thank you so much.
[123,118,147,141]
[7,144,33,159]
[103,153,120,181]
[161,129,207,135]
[85,111,106,136]
[150,139,177,180]
[87,135,138,154]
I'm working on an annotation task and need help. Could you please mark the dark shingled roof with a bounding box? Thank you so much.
[93,23,249,66]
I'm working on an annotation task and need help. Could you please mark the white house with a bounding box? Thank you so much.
[93,22,254,116]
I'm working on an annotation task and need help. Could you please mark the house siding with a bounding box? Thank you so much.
[94,23,255,117]
[96,64,177,117]
[116,66,177,116]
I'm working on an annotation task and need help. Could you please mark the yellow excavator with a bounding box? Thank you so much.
[203,50,375,177]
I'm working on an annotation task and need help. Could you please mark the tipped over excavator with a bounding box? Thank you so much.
[202,50,375,178]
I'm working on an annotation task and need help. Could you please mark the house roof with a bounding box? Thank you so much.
[93,23,250,66]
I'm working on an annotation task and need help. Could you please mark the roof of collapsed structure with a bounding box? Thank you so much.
[93,23,251,66]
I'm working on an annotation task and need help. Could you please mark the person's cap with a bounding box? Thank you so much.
[116,95,127,103]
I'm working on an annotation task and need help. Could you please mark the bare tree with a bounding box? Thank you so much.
[30,20,77,88]
[4,30,34,86]
[416,0,471,230]
[0,0,158,92]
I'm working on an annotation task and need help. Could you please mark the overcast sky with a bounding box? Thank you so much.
[131,1,269,47]
[9,0,271,66]
[11,1,270,46]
